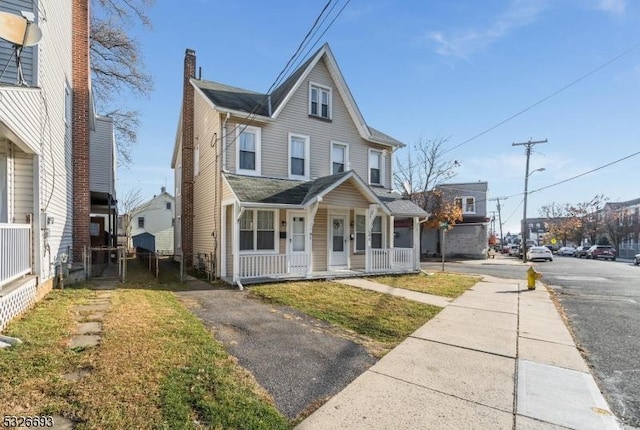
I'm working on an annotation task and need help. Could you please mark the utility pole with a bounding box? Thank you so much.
[489,197,506,248]
[513,139,547,262]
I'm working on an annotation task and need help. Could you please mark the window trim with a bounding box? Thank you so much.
[288,133,310,180]
[330,141,349,175]
[455,196,476,214]
[238,209,279,254]
[368,149,385,186]
[236,125,262,176]
[308,82,332,120]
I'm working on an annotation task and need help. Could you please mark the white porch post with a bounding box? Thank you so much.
[221,204,227,277]
[306,200,320,277]
[232,204,241,283]
[389,216,395,249]
[413,216,420,270]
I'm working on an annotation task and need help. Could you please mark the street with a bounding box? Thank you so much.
[422,256,640,428]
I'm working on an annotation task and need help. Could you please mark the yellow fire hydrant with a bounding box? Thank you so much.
[527,266,542,290]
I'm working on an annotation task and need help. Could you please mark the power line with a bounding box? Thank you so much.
[441,41,640,156]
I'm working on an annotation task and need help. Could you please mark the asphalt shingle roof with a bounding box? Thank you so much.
[225,172,427,217]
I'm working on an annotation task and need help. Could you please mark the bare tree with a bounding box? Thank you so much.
[394,137,461,254]
[118,188,145,251]
[394,136,459,212]
[90,0,154,165]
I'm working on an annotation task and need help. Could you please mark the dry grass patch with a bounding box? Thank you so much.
[0,261,289,429]
[250,281,441,356]
[371,272,480,298]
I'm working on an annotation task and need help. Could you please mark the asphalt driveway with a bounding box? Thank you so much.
[175,282,376,419]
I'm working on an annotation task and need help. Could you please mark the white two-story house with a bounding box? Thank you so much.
[1,0,114,331]
[171,44,427,285]
[128,187,175,254]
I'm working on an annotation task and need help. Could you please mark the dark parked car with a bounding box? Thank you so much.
[574,246,589,258]
[635,253,640,265]
[586,245,616,261]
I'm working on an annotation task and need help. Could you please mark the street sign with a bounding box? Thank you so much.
[439,222,449,230]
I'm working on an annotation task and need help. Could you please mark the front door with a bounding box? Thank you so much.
[329,215,348,268]
[289,214,307,274]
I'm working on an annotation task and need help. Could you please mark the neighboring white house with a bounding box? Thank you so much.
[1,0,114,331]
[128,187,175,254]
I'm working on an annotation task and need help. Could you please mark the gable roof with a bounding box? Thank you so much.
[187,43,404,148]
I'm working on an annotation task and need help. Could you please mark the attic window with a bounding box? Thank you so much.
[455,196,476,214]
[309,83,331,120]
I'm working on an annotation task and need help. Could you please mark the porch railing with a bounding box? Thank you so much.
[0,223,32,290]
[238,253,310,279]
[370,248,415,272]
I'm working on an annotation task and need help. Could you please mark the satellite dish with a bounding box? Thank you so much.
[0,11,42,46]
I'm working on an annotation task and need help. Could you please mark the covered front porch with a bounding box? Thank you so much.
[220,171,426,286]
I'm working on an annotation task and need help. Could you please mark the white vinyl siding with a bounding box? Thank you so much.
[194,144,200,177]
[288,133,309,180]
[89,116,116,195]
[13,152,33,222]
[244,59,392,184]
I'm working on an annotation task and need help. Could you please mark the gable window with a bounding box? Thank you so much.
[237,126,261,175]
[239,209,277,252]
[331,142,348,175]
[194,145,200,177]
[369,149,384,185]
[455,196,476,214]
[289,133,310,179]
[166,202,172,210]
[138,217,145,228]
[309,83,331,119]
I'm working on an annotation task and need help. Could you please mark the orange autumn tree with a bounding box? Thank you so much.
[422,189,463,231]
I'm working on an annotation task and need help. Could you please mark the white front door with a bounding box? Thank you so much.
[329,215,348,268]
[289,213,307,274]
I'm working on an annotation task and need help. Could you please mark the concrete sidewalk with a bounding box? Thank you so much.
[297,276,621,430]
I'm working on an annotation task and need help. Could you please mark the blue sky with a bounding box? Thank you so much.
[117,0,640,236]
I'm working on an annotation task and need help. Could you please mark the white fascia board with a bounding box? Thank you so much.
[221,174,240,204]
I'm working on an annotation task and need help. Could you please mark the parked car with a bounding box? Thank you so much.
[508,244,520,257]
[527,246,554,262]
[574,246,589,258]
[635,253,640,265]
[586,245,616,261]
[557,246,576,256]
[542,243,560,253]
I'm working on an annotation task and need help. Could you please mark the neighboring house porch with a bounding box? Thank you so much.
[221,171,425,285]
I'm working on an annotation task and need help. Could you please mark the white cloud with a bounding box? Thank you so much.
[594,0,626,14]
[427,0,548,59]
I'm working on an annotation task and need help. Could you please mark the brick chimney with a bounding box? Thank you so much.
[72,0,90,262]
[181,49,196,267]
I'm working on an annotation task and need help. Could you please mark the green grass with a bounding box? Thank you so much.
[0,261,289,430]
[370,273,480,298]
[250,281,441,355]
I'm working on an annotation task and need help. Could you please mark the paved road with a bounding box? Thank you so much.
[423,256,640,428]
[175,284,376,419]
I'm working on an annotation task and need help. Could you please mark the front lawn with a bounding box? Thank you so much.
[249,281,441,356]
[0,262,289,430]
[371,272,480,298]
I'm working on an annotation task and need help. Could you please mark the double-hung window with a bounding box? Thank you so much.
[309,83,331,119]
[289,133,310,180]
[455,196,476,214]
[239,209,277,251]
[369,149,384,185]
[331,142,348,174]
[138,217,145,228]
[371,216,383,249]
[237,126,261,175]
